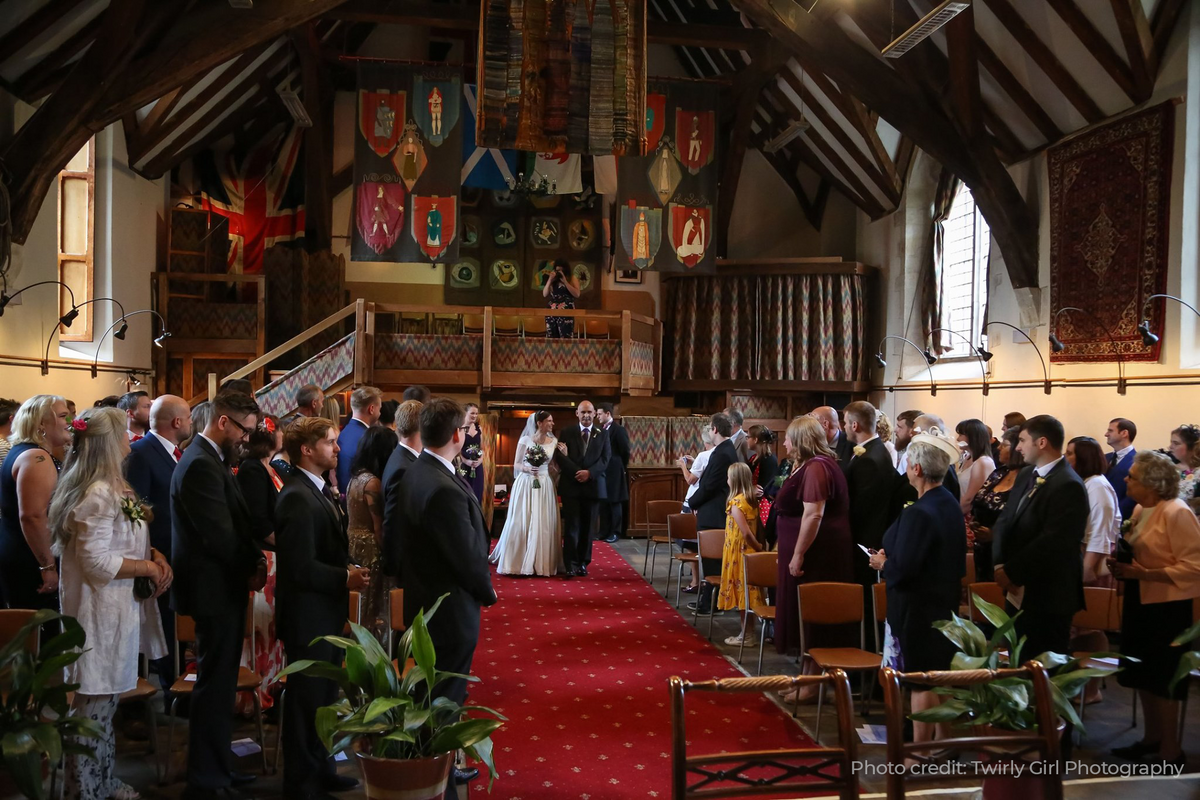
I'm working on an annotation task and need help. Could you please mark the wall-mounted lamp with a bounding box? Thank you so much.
[92,310,171,377]
[929,328,990,396]
[984,321,1052,394]
[41,297,127,375]
[1,280,79,329]
[875,335,938,396]
[1138,293,1200,347]
[1049,306,1127,395]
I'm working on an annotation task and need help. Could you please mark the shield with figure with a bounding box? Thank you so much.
[358,90,406,158]
[391,122,427,191]
[668,203,712,268]
[355,182,405,256]
[647,137,682,205]
[620,202,662,270]
[410,195,458,261]
[645,93,667,153]
[675,109,715,174]
[412,75,461,147]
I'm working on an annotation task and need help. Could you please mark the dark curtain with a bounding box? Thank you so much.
[923,167,962,355]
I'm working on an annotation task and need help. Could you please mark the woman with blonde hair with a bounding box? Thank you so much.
[0,395,71,612]
[49,407,170,800]
[717,462,764,646]
[773,415,853,700]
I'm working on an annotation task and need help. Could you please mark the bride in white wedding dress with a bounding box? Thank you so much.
[489,410,564,576]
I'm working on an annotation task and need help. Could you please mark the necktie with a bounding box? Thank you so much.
[322,483,340,507]
[173,446,182,462]
[583,428,590,449]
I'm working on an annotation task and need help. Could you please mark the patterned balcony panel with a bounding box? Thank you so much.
[375,334,484,371]
[670,416,710,464]
[256,333,356,418]
[729,394,788,420]
[493,338,621,374]
[623,416,670,466]
[628,340,655,377]
[170,301,258,339]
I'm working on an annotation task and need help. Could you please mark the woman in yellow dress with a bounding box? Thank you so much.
[717,462,766,647]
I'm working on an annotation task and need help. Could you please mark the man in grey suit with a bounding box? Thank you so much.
[724,407,750,464]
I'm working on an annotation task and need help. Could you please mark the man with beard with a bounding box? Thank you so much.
[894,409,923,475]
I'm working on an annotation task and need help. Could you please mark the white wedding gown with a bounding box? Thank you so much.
[489,434,563,576]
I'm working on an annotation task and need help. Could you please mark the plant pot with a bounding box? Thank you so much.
[356,751,454,800]
[972,721,1066,800]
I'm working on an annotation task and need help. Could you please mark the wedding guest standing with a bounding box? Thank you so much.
[171,391,267,799]
[894,410,923,475]
[0,397,19,466]
[346,425,397,641]
[876,412,898,468]
[276,417,367,799]
[724,407,750,464]
[597,402,630,542]
[294,384,325,418]
[381,400,423,578]
[955,419,996,515]
[1,395,70,613]
[969,427,1023,581]
[1105,417,1138,520]
[812,406,854,472]
[1109,451,1200,769]
[543,260,580,338]
[460,403,486,504]
[554,400,610,577]
[684,413,739,614]
[50,407,170,800]
[1066,436,1121,585]
[1168,424,1200,513]
[118,391,151,443]
[335,387,382,503]
[747,426,778,519]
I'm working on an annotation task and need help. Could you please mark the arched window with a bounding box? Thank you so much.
[940,185,990,352]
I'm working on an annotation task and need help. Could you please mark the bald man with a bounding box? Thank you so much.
[812,406,855,472]
[126,394,193,689]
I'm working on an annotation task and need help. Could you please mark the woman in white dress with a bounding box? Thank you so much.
[48,407,169,800]
[490,410,563,576]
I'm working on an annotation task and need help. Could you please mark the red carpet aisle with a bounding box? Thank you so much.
[469,543,816,798]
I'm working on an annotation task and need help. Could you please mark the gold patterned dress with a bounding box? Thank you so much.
[346,471,388,643]
[717,493,766,611]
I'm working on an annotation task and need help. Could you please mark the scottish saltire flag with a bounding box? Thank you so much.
[461,84,517,189]
[198,125,306,274]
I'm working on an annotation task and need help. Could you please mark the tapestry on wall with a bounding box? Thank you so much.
[476,0,646,155]
[1048,101,1173,363]
[352,63,463,264]
[615,79,718,274]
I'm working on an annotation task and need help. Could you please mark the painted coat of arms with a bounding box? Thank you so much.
[356,182,405,254]
[410,195,458,261]
[676,109,715,174]
[412,76,461,147]
[620,202,662,270]
[668,203,712,268]
[358,90,406,157]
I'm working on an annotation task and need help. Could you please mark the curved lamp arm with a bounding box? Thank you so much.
[1050,307,1127,395]
[1138,294,1200,347]
[929,327,990,396]
[40,297,125,376]
[91,309,171,377]
[984,321,1051,394]
[0,280,78,320]
[874,335,938,396]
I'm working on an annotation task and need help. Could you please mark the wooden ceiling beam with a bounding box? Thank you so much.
[982,106,1023,162]
[945,4,983,141]
[757,147,824,231]
[293,23,336,252]
[845,96,901,195]
[0,0,90,71]
[1108,0,1156,102]
[1152,0,1187,62]
[974,35,1063,142]
[1045,0,1137,101]
[980,0,1105,123]
[739,0,1038,288]
[141,93,282,179]
[755,109,856,225]
[12,21,98,100]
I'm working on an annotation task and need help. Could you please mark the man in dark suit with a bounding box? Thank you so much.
[170,391,267,799]
[126,394,191,690]
[685,412,740,616]
[1104,417,1138,520]
[381,400,424,577]
[554,400,611,577]
[276,417,369,800]
[596,402,629,542]
[813,406,855,472]
[843,401,901,651]
[992,415,1088,657]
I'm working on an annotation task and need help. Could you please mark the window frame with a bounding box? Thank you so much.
[57,138,95,342]
[938,185,989,360]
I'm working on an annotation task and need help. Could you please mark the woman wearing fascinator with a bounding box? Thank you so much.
[1168,424,1200,514]
[489,411,563,576]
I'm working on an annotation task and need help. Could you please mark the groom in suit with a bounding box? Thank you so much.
[554,400,611,577]
[992,415,1089,657]
[276,417,368,800]
[381,400,424,578]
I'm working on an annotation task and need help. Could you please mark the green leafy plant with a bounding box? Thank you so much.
[274,594,505,790]
[1169,618,1200,694]
[0,609,103,800]
[910,592,1124,733]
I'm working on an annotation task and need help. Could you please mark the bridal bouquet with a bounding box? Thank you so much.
[525,444,549,489]
[461,444,483,478]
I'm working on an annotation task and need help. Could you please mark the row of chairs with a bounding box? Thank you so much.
[396,311,613,338]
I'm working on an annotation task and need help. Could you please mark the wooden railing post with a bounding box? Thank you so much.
[620,310,632,394]
[207,372,218,402]
[353,298,367,386]
[654,319,663,393]
[364,300,376,386]
[482,306,493,390]
[254,274,267,388]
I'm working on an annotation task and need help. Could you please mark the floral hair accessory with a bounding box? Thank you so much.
[262,417,276,434]
[71,419,87,432]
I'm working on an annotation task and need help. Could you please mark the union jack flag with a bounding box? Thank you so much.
[197,125,306,274]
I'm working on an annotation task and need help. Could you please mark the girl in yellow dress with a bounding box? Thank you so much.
[718,462,766,646]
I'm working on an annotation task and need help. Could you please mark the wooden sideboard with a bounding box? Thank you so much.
[627,466,688,534]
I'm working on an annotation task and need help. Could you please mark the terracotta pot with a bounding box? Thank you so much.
[973,721,1066,800]
[356,751,453,800]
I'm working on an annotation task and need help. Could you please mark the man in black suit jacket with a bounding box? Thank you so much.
[553,400,611,576]
[276,417,369,800]
[685,412,740,615]
[843,401,902,651]
[381,400,423,577]
[992,415,1088,657]
[596,403,630,543]
[126,394,191,690]
[814,406,855,472]
[170,391,267,799]
[396,399,496,707]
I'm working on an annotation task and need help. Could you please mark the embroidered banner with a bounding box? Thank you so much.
[352,63,463,263]
[1048,102,1173,363]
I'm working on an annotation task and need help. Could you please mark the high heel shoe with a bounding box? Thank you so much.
[1112,740,1161,760]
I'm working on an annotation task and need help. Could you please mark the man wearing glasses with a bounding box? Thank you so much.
[171,390,269,800]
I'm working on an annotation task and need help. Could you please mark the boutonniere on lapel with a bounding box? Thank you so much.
[121,496,153,527]
[1026,475,1047,500]
[852,445,866,457]
[903,500,914,509]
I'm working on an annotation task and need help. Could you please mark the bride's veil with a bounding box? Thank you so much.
[520,412,540,441]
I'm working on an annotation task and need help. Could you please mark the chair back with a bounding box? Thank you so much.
[462,313,485,335]
[432,313,462,334]
[584,319,610,339]
[494,315,522,336]
[964,551,976,586]
[670,672,859,800]
[521,315,547,337]
[647,500,683,526]
[743,551,778,589]
[1072,586,1119,631]
[872,582,887,622]
[0,609,39,655]
[349,591,361,627]
[389,589,406,633]
[174,614,196,676]
[666,512,697,544]
[697,528,725,561]
[967,582,1005,624]
[798,582,865,626]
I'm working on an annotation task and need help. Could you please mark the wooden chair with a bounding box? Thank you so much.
[583,318,610,339]
[966,582,1005,625]
[167,611,268,783]
[672,549,700,608]
[670,672,859,800]
[388,588,416,678]
[1068,585,1120,724]
[119,654,164,781]
[0,608,38,654]
[797,582,882,739]
[695,529,726,639]
[462,313,485,335]
[740,552,778,674]
[493,314,522,336]
[871,582,887,656]
[642,500,683,574]
[880,662,1063,800]
[662,512,698,602]
[521,314,547,337]
[432,312,462,335]
[399,312,429,334]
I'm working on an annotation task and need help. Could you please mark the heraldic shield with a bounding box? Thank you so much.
[668,203,711,268]
[675,109,715,174]
[645,93,667,153]
[620,203,662,270]
[410,195,458,261]
[392,122,428,191]
[356,182,406,255]
[412,76,461,147]
[359,90,406,158]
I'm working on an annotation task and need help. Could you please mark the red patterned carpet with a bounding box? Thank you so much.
[469,543,816,798]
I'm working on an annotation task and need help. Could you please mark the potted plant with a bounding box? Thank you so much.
[910,593,1124,800]
[275,595,504,798]
[0,609,103,800]
[1169,618,1200,693]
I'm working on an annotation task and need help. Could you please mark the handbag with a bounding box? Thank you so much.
[133,577,156,600]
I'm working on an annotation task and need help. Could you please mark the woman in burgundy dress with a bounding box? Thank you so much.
[774,415,854,701]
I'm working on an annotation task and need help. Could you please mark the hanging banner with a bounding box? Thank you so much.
[461,84,519,189]
[352,62,463,263]
[615,79,718,272]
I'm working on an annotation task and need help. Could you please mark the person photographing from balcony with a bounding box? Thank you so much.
[543,259,580,339]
